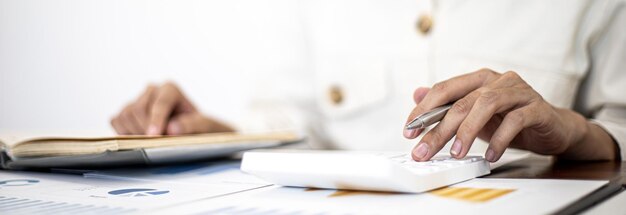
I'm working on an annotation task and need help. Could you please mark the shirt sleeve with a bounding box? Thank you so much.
[576,1,626,160]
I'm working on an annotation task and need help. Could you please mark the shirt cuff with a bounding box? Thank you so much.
[590,119,626,160]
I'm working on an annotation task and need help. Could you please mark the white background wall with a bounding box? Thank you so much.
[0,0,308,135]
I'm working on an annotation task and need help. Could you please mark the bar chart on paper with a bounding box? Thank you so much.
[0,196,136,214]
[0,169,269,214]
[158,178,608,215]
[185,187,516,215]
[428,187,516,203]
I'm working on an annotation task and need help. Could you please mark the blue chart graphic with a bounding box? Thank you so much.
[0,179,40,187]
[108,188,170,197]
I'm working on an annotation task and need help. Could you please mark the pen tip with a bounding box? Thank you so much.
[405,120,421,130]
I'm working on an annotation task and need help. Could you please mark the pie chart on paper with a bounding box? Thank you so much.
[108,188,170,197]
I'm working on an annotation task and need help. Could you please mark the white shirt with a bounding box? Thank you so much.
[237,0,626,159]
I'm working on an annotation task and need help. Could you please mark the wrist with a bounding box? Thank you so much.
[557,109,617,160]
[567,110,590,151]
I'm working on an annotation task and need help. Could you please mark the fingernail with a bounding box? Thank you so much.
[167,122,181,135]
[450,139,462,156]
[147,125,160,136]
[413,142,429,160]
[485,149,495,162]
[403,129,417,138]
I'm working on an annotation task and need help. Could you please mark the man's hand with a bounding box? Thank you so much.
[403,69,617,162]
[111,82,233,135]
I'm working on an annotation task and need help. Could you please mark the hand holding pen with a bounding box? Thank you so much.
[403,69,617,162]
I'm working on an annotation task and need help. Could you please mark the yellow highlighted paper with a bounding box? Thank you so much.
[429,187,515,203]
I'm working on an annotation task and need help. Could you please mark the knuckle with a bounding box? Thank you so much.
[451,99,472,114]
[432,81,448,92]
[531,91,546,103]
[477,68,499,77]
[516,82,533,91]
[163,81,179,90]
[434,123,454,137]
[478,90,500,106]
[503,71,521,80]
[431,83,451,100]
[532,103,550,121]
[490,133,508,146]
[507,111,525,125]
[143,85,157,96]
[459,122,475,134]
[429,129,445,143]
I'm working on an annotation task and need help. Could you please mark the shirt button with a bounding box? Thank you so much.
[328,85,344,106]
[416,14,433,35]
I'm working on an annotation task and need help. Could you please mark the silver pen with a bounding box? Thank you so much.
[405,104,453,130]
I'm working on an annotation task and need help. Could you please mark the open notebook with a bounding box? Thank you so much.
[0,132,303,170]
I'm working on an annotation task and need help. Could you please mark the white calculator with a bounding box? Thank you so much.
[241,150,491,193]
